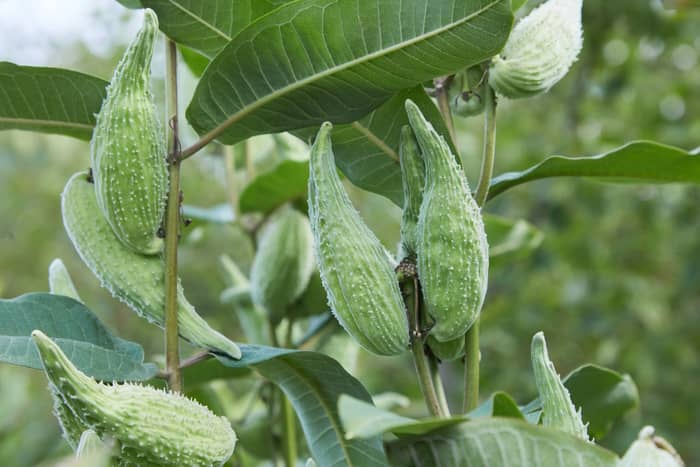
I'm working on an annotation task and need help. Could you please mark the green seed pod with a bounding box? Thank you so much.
[61,171,241,360]
[405,100,489,343]
[489,0,583,99]
[308,123,409,356]
[449,67,487,117]
[619,426,684,467]
[91,9,168,255]
[427,335,465,362]
[49,258,82,302]
[399,125,424,260]
[32,330,237,466]
[250,205,315,323]
[531,332,589,441]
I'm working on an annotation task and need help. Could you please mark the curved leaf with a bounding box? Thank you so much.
[485,214,544,258]
[469,391,525,419]
[239,159,310,214]
[386,418,620,467]
[216,346,389,466]
[0,293,157,381]
[0,63,107,140]
[186,0,512,145]
[488,141,700,201]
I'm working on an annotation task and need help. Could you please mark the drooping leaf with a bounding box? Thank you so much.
[522,364,639,440]
[0,293,157,381]
[488,141,700,201]
[295,86,455,205]
[186,0,513,146]
[385,418,620,467]
[484,214,544,258]
[216,346,389,466]
[469,391,525,419]
[0,63,107,140]
[182,203,235,223]
[239,159,310,214]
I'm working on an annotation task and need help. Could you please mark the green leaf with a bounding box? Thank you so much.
[0,293,157,381]
[216,346,389,466]
[140,0,291,57]
[0,63,107,140]
[179,45,210,77]
[485,214,544,258]
[295,86,454,206]
[488,141,700,201]
[182,203,235,223]
[512,0,528,12]
[186,0,513,145]
[469,391,525,419]
[116,0,143,8]
[522,364,640,440]
[385,418,620,467]
[239,159,310,214]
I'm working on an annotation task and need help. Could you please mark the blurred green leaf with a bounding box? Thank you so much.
[186,0,512,145]
[484,214,544,258]
[0,63,107,140]
[512,0,528,12]
[522,364,640,440]
[216,345,389,466]
[488,141,700,201]
[239,159,309,214]
[469,391,525,419]
[179,45,209,77]
[385,418,620,466]
[0,293,157,381]
[115,0,143,8]
[182,203,235,223]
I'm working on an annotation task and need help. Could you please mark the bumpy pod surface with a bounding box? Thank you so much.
[406,100,489,343]
[427,335,465,362]
[61,171,241,359]
[49,258,82,302]
[619,426,684,467]
[489,0,583,99]
[250,205,315,322]
[308,123,409,356]
[32,331,236,466]
[531,332,589,441]
[91,9,168,255]
[399,125,425,260]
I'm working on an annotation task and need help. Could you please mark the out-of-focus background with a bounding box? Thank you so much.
[1,0,698,465]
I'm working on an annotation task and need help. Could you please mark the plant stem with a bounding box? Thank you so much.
[434,75,458,151]
[428,356,451,417]
[462,319,480,412]
[474,84,497,207]
[164,39,182,392]
[282,317,297,467]
[406,276,445,418]
[223,145,239,218]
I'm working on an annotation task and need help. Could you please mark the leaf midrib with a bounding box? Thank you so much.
[163,0,232,43]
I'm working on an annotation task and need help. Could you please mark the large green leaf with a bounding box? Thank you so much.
[135,1,291,57]
[0,63,107,140]
[385,418,620,467]
[186,0,513,146]
[522,364,639,440]
[0,293,157,381]
[488,141,700,201]
[216,346,389,466]
[295,86,454,205]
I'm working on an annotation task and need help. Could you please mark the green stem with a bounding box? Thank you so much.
[434,76,458,151]
[282,317,297,467]
[462,319,480,412]
[428,356,451,417]
[474,84,497,207]
[223,145,239,219]
[164,38,182,393]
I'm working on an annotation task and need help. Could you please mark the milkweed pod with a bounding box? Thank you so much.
[531,332,589,441]
[489,0,583,99]
[619,426,685,467]
[48,258,82,302]
[61,171,241,359]
[399,125,425,260]
[405,100,489,343]
[308,123,409,356]
[249,205,315,323]
[91,9,168,255]
[32,330,237,466]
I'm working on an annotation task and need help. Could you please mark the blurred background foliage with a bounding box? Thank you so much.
[0,0,698,465]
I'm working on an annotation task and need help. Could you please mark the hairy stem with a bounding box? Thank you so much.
[474,84,497,206]
[428,356,451,417]
[164,39,182,392]
[282,317,297,467]
[462,319,480,412]
[434,75,458,151]
[223,145,239,218]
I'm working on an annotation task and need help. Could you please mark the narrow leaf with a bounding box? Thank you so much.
[186,0,513,145]
[216,346,389,466]
[0,293,157,381]
[488,141,700,201]
[0,63,107,140]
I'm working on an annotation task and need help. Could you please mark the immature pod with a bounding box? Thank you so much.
[49,258,82,302]
[531,332,589,441]
[489,0,583,99]
[32,331,237,466]
[398,125,424,260]
[91,9,168,255]
[61,171,241,359]
[308,123,409,356]
[619,426,684,467]
[249,205,315,323]
[427,335,465,362]
[406,100,489,343]
[449,66,487,117]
